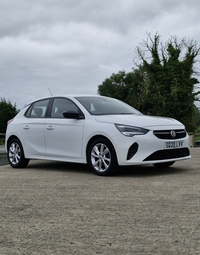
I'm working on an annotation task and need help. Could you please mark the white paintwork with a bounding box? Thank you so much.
[6,95,191,166]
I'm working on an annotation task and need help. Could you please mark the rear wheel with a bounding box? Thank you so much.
[87,138,118,176]
[154,161,175,168]
[7,139,29,168]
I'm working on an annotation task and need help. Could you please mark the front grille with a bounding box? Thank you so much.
[153,129,186,140]
[143,148,190,161]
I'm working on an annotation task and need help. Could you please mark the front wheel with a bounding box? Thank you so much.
[87,138,118,176]
[7,139,29,168]
[153,161,175,168]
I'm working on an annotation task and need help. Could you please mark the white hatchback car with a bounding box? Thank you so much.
[5,95,191,175]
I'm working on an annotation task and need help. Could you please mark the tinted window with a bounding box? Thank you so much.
[25,99,49,118]
[51,98,80,118]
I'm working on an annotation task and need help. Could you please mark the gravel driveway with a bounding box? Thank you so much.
[0,148,199,254]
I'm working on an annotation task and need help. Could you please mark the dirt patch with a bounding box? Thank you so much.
[0,148,199,254]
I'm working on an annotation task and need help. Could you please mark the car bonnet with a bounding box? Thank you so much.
[95,114,184,128]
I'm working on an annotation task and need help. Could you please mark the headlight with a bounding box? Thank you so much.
[115,124,149,137]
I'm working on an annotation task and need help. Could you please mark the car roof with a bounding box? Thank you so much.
[24,94,103,107]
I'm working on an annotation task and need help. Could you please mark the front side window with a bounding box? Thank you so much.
[51,98,80,118]
[25,99,49,118]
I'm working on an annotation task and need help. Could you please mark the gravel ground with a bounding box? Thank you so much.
[0,148,199,255]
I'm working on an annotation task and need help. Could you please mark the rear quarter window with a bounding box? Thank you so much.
[25,99,49,118]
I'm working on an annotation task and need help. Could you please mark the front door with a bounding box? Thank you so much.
[45,98,85,161]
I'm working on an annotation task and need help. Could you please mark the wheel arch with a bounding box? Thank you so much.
[6,135,27,156]
[6,135,21,150]
[86,135,118,164]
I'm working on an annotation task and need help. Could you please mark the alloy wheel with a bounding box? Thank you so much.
[9,142,21,165]
[91,143,111,173]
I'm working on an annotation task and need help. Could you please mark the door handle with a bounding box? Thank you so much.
[46,126,54,130]
[23,125,30,130]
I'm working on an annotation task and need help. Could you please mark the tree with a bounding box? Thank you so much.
[98,68,147,112]
[0,98,19,133]
[98,33,200,131]
[194,106,200,127]
[135,33,200,131]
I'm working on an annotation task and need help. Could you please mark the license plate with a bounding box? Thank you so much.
[165,141,183,149]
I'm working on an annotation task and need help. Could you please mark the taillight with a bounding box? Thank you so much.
[7,119,14,125]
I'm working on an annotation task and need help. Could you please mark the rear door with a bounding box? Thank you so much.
[21,99,50,157]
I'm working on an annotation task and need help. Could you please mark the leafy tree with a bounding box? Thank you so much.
[98,71,128,101]
[0,98,19,133]
[98,33,200,131]
[135,33,200,131]
[98,68,147,112]
[194,106,200,127]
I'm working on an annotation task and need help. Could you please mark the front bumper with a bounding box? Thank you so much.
[111,130,191,166]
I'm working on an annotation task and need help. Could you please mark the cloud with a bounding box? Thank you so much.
[0,0,200,109]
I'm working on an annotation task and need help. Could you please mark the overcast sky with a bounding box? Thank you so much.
[0,0,200,109]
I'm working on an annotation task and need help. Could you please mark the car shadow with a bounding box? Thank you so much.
[26,160,91,174]
[26,159,189,177]
[116,164,189,177]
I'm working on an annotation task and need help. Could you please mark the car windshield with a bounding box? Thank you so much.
[75,96,142,115]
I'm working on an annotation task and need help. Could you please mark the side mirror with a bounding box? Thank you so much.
[63,111,85,119]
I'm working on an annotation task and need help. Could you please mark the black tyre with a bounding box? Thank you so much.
[87,138,118,176]
[154,161,175,168]
[7,139,29,168]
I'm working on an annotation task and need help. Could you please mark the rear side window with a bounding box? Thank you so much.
[25,99,49,118]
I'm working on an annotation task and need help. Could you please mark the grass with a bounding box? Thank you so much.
[0,138,4,146]
[195,127,200,141]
